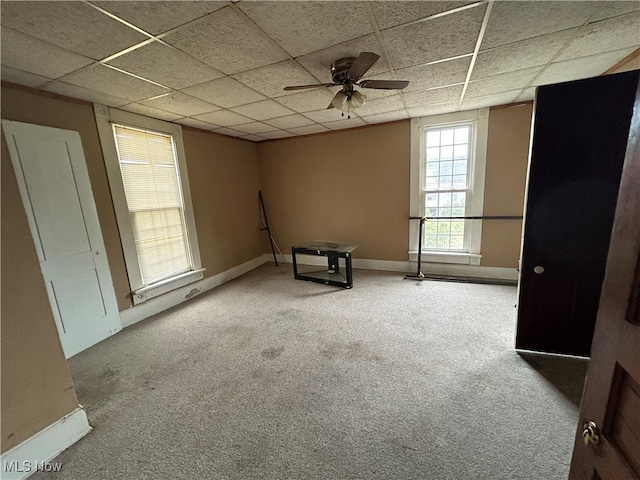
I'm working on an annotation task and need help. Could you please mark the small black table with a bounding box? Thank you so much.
[291,241,358,289]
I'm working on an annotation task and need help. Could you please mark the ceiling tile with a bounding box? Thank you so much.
[182,77,266,108]
[396,56,471,92]
[515,88,536,103]
[1,27,93,79]
[232,61,319,98]
[212,127,245,137]
[303,108,350,124]
[288,124,331,136]
[459,90,521,110]
[141,92,221,116]
[0,1,148,60]
[296,34,388,83]
[265,114,315,130]
[473,28,578,80]
[403,84,464,107]
[534,48,637,87]
[371,1,479,30]
[107,41,224,89]
[230,100,294,121]
[260,130,293,140]
[360,109,409,124]
[94,1,226,35]
[163,6,288,75]
[323,118,367,130]
[232,122,276,135]
[119,103,183,122]
[238,1,373,57]
[482,1,592,50]
[587,1,640,22]
[42,81,130,107]
[240,134,265,142]
[356,94,405,116]
[382,5,486,69]
[407,102,459,117]
[60,64,169,102]
[275,89,334,113]
[555,12,640,61]
[193,110,253,127]
[0,66,52,88]
[465,67,542,98]
[176,117,220,130]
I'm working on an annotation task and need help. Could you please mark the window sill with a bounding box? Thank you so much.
[132,268,206,305]
[408,251,482,265]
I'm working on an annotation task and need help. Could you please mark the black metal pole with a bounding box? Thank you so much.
[259,190,278,266]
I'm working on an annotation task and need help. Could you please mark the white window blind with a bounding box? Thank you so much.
[113,124,192,285]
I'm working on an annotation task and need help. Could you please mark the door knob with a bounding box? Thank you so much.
[582,421,600,446]
[534,265,545,274]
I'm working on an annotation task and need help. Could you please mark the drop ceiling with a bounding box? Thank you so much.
[1,1,639,142]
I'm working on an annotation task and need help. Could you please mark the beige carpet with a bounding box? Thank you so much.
[34,264,587,479]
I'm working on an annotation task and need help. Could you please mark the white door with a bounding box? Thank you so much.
[2,120,121,358]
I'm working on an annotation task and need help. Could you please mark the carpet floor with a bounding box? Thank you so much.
[34,264,588,479]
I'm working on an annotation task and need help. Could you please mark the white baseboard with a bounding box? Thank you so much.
[120,255,268,328]
[0,407,91,480]
[269,253,518,282]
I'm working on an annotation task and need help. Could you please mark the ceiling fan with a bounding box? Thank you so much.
[283,52,409,118]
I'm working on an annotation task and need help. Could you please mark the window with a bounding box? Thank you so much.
[95,106,203,304]
[410,109,489,265]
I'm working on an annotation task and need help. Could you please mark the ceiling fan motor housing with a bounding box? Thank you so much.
[331,57,357,84]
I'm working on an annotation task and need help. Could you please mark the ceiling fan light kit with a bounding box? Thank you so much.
[284,52,409,119]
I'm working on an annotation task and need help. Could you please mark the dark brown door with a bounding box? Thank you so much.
[568,79,640,480]
[516,71,639,357]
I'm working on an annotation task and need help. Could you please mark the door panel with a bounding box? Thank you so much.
[516,71,640,357]
[2,120,121,358]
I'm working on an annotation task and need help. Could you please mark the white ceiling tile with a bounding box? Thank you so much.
[176,117,219,130]
[119,103,183,122]
[356,94,405,116]
[534,48,637,87]
[465,67,542,98]
[230,100,294,121]
[60,64,169,102]
[260,130,294,140]
[1,27,94,79]
[232,61,319,98]
[296,35,388,83]
[360,109,409,124]
[396,56,471,92]
[94,1,226,35]
[587,1,640,22]
[232,122,276,135]
[0,1,147,60]
[193,110,253,127]
[240,134,265,142]
[403,85,464,107]
[141,92,221,116]
[473,28,578,79]
[482,2,593,50]
[371,1,479,30]
[212,127,245,137]
[238,1,373,57]
[107,41,224,89]
[288,124,331,136]
[515,87,536,103]
[1,66,52,88]
[181,76,266,108]
[303,108,350,124]
[556,13,640,61]
[42,81,130,107]
[407,102,459,117]
[382,5,486,69]
[322,117,367,131]
[459,90,521,110]
[275,89,334,113]
[163,6,288,75]
[265,114,315,130]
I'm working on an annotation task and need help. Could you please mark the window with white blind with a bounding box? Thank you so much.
[409,109,489,265]
[95,106,203,305]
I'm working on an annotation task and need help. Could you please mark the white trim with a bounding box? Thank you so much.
[120,255,267,328]
[0,407,91,480]
[132,268,205,305]
[408,251,482,265]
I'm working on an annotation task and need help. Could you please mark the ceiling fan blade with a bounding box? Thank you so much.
[359,79,410,90]
[283,83,337,91]
[348,52,380,81]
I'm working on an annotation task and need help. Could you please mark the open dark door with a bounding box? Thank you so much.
[568,78,640,480]
[516,71,640,356]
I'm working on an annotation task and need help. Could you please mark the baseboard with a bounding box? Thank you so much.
[0,407,91,480]
[120,255,268,328]
[269,253,518,282]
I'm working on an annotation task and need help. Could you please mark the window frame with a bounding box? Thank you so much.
[95,105,204,304]
[409,108,489,265]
